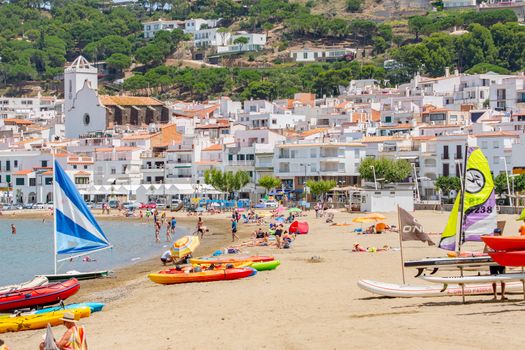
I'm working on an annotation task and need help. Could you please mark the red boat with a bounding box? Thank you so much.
[149,267,256,284]
[481,236,525,252]
[0,278,80,312]
[489,251,525,267]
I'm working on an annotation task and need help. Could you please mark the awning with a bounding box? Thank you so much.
[106,178,116,184]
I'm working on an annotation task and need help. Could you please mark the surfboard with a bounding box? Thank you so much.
[357,279,523,298]
[404,256,493,268]
[420,273,525,284]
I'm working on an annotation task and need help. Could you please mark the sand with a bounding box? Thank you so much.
[4,209,525,349]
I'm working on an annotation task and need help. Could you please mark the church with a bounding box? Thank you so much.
[64,56,170,138]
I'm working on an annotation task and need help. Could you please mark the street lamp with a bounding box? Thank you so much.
[299,163,309,202]
[370,165,378,190]
[500,156,513,207]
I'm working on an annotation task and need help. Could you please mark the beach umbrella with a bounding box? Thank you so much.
[366,213,386,221]
[43,323,59,350]
[171,235,200,258]
[288,207,302,213]
[211,202,221,207]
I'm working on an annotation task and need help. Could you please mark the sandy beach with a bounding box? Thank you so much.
[4,209,525,349]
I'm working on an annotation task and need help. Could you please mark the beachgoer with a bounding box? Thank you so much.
[0,339,10,350]
[171,217,177,234]
[519,219,525,236]
[139,210,143,221]
[274,224,284,248]
[52,312,88,350]
[10,224,16,236]
[160,250,173,265]
[161,212,166,224]
[165,219,172,242]
[231,219,239,242]
[197,217,205,238]
[488,228,507,300]
[154,220,161,243]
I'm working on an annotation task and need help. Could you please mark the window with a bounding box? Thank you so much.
[384,116,392,123]
[480,91,484,99]
[84,165,88,169]
[45,177,52,185]
[481,141,488,149]
[75,177,89,185]
[29,178,35,186]
[310,164,316,172]
[228,154,233,161]
[6,160,10,171]
[354,149,360,158]
[14,160,17,167]
[41,160,47,167]
[73,165,77,169]
[310,149,316,158]
[83,113,90,126]
[111,168,116,175]
[15,178,24,186]
[443,163,449,177]
[338,163,345,172]
[303,53,308,59]
[146,176,151,182]
[272,119,277,124]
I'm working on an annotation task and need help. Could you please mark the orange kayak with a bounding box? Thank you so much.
[148,267,256,284]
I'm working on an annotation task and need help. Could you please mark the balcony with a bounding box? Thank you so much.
[167,158,192,164]
[226,160,255,166]
[141,166,165,170]
[166,174,192,179]
[441,154,450,160]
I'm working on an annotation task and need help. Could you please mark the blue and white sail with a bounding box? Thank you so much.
[54,160,111,262]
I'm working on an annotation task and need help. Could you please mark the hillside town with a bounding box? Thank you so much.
[0,55,524,209]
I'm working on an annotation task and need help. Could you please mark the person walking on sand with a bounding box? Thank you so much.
[10,224,16,236]
[231,218,239,242]
[196,217,205,238]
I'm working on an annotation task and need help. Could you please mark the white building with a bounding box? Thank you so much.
[443,0,476,8]
[237,112,306,130]
[0,95,60,120]
[489,75,525,113]
[289,48,356,62]
[184,18,221,33]
[143,19,180,39]
[217,33,267,54]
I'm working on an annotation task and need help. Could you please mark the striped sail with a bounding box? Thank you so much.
[439,148,496,251]
[54,160,111,257]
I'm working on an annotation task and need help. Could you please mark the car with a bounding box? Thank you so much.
[139,202,157,209]
[108,200,120,209]
[122,201,140,210]
[33,203,46,209]
[263,201,278,208]
[45,202,53,210]
[4,204,23,210]
[22,203,34,209]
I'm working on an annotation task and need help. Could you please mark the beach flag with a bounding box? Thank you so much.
[398,207,435,246]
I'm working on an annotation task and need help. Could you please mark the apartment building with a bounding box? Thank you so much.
[143,19,180,39]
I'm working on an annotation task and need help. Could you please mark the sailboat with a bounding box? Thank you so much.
[37,160,112,282]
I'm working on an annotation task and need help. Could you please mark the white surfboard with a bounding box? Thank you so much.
[420,273,525,284]
[357,279,523,298]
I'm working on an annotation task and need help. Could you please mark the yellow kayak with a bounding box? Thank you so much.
[0,307,90,333]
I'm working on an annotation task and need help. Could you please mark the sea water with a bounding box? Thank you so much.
[0,219,188,285]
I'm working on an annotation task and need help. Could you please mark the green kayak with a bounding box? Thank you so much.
[251,260,280,271]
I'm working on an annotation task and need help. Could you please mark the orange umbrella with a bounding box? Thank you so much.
[365,213,386,221]
[352,217,376,223]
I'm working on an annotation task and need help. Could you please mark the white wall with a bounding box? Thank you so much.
[65,83,106,138]
[361,190,414,212]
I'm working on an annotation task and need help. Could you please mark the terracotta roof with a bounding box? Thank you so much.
[361,136,401,143]
[41,170,53,175]
[16,138,42,145]
[419,124,463,129]
[173,105,219,118]
[471,131,520,138]
[74,171,91,176]
[3,118,33,125]
[195,122,230,129]
[203,144,222,151]
[100,96,163,106]
[278,142,365,148]
[13,169,33,175]
[378,123,413,129]
[299,128,328,138]
[122,133,157,140]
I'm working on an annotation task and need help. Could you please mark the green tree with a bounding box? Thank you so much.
[465,63,510,75]
[494,173,510,196]
[241,80,277,100]
[408,16,432,40]
[358,158,412,188]
[258,175,281,194]
[435,176,461,197]
[106,53,131,71]
[204,169,250,199]
[233,36,249,52]
[305,180,336,202]
[346,0,362,12]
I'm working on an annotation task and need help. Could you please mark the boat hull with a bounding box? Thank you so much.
[481,236,525,252]
[489,251,525,267]
[189,256,274,265]
[357,279,523,298]
[0,278,80,312]
[39,270,109,282]
[0,306,90,333]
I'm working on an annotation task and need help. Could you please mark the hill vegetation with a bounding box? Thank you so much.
[0,0,523,101]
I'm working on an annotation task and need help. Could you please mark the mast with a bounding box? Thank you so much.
[52,150,58,275]
[397,205,406,284]
[457,144,468,255]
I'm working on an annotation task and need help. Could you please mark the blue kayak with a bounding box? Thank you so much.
[34,302,105,314]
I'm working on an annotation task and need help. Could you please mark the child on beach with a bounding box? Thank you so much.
[197,217,205,238]
[171,217,177,234]
[154,220,161,243]
[231,219,239,242]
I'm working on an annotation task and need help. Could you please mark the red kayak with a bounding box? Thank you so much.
[481,236,525,252]
[0,278,80,312]
[189,256,274,265]
[489,251,525,267]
